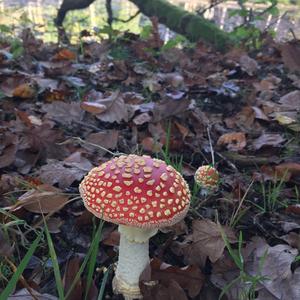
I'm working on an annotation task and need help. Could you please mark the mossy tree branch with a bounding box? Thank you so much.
[129,0,235,51]
[55,0,235,51]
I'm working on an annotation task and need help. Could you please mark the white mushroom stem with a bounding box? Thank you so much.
[113,225,157,299]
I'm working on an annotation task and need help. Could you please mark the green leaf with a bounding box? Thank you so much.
[44,220,65,300]
[161,35,186,51]
[0,24,12,33]
[140,25,152,39]
[84,221,105,300]
[65,222,104,299]
[97,267,111,300]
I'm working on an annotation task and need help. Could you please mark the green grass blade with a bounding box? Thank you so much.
[65,222,104,299]
[97,267,111,300]
[44,221,65,300]
[0,231,43,299]
[84,221,104,300]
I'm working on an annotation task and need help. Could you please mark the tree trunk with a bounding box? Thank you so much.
[128,0,234,51]
[55,0,234,50]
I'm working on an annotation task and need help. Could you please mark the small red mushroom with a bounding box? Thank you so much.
[79,154,191,299]
[194,165,219,191]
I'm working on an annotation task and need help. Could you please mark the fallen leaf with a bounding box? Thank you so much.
[141,137,162,153]
[102,230,120,247]
[281,40,300,73]
[85,130,119,155]
[53,48,76,61]
[8,288,58,300]
[80,101,107,114]
[141,279,188,300]
[251,106,269,121]
[0,228,14,256]
[44,102,84,126]
[275,162,300,178]
[239,54,259,76]
[17,184,69,213]
[286,204,300,215]
[64,152,94,171]
[246,237,300,299]
[152,98,190,123]
[133,112,152,125]
[63,256,83,300]
[46,217,64,233]
[217,132,247,152]
[252,165,292,182]
[95,91,128,123]
[279,90,300,108]
[39,159,89,188]
[150,258,205,297]
[0,75,26,97]
[13,83,35,98]
[0,132,18,169]
[281,232,300,250]
[252,133,285,150]
[189,219,236,263]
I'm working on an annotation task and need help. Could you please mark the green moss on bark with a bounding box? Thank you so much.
[129,0,234,51]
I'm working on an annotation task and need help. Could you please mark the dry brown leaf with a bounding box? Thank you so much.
[44,102,84,126]
[217,132,247,152]
[286,204,300,215]
[279,90,300,108]
[8,288,58,300]
[0,76,26,97]
[150,258,204,297]
[246,237,300,299]
[174,121,190,140]
[64,152,94,171]
[251,106,269,121]
[53,48,76,61]
[281,232,300,250]
[0,132,18,169]
[133,112,152,125]
[239,54,259,76]
[102,230,120,247]
[92,91,128,123]
[189,219,236,263]
[275,162,300,178]
[46,217,64,234]
[141,278,188,300]
[252,165,292,182]
[281,41,300,73]
[80,101,106,114]
[141,137,162,153]
[0,228,14,256]
[39,159,89,188]
[85,130,119,154]
[17,184,69,213]
[152,99,190,123]
[13,83,35,98]
[252,133,285,150]
[63,256,83,300]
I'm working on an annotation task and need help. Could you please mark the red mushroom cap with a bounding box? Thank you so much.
[79,154,190,229]
[194,165,219,189]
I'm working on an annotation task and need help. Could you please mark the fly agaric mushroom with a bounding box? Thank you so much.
[79,154,190,299]
[194,165,219,191]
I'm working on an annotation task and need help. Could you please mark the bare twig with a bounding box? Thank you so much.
[206,126,215,166]
[114,10,141,23]
[196,0,226,16]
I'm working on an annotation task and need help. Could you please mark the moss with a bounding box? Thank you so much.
[129,0,235,51]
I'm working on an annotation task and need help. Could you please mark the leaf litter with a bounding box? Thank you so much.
[0,19,300,300]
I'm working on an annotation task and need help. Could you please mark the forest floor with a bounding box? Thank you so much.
[1,19,300,300]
